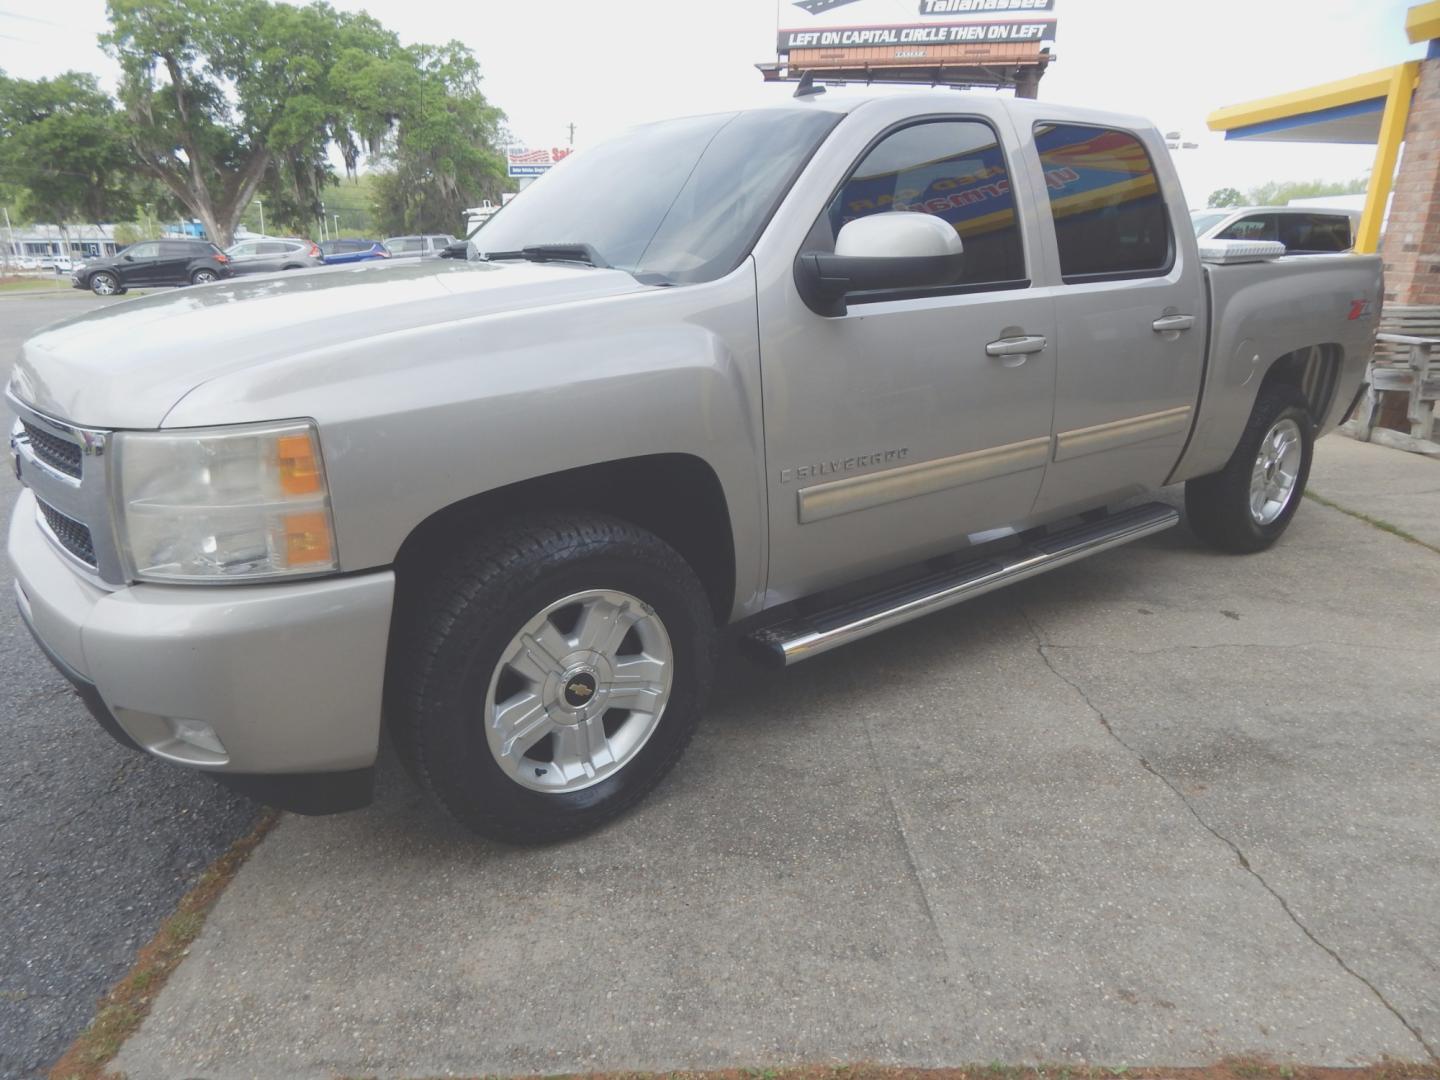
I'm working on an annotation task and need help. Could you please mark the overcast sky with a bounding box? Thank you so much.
[0,0,1427,208]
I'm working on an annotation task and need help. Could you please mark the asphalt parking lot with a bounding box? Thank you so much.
[0,295,261,1080]
[113,439,1440,1077]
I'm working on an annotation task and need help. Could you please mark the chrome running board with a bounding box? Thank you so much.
[745,502,1179,667]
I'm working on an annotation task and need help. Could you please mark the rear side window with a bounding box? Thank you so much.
[1278,214,1350,253]
[256,241,290,254]
[389,237,421,253]
[1034,123,1172,281]
[159,242,196,258]
[818,118,1026,290]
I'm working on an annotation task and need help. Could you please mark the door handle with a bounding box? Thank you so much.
[1152,314,1195,333]
[985,335,1048,358]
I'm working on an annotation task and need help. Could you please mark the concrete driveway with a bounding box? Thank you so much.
[107,437,1440,1078]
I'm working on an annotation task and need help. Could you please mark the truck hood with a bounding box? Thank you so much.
[8,258,648,429]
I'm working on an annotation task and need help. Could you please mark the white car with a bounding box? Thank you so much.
[1190,206,1360,253]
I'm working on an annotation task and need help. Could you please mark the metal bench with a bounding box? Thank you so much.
[1352,304,1440,454]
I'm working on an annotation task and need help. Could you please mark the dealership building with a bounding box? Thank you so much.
[1208,1,1440,306]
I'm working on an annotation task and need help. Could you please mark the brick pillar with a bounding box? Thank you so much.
[1381,55,1440,305]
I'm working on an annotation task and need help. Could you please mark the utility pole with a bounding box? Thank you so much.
[2,206,15,271]
[568,122,576,147]
[258,197,265,236]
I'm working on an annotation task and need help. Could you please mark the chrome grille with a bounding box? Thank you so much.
[37,498,97,567]
[21,420,82,478]
[8,391,122,584]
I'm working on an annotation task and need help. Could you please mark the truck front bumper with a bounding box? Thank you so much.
[9,490,395,814]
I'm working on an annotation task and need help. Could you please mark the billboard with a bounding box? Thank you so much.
[506,146,574,179]
[777,0,1056,54]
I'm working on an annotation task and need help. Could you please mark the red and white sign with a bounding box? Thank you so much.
[507,146,575,178]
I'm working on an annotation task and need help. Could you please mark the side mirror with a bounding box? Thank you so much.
[794,212,964,317]
[439,241,470,260]
[123,254,134,261]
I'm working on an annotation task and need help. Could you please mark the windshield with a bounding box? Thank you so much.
[1191,211,1229,236]
[471,108,840,285]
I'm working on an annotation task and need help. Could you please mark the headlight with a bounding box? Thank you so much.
[114,420,337,583]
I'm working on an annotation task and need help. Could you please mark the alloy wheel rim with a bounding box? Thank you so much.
[483,589,673,794]
[94,275,115,294]
[1250,417,1302,525]
[195,272,215,283]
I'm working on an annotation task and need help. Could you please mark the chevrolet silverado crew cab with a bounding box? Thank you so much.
[8,93,1381,843]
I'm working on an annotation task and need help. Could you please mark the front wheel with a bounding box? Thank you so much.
[387,514,717,844]
[190,269,218,285]
[1185,386,1314,553]
[89,272,119,296]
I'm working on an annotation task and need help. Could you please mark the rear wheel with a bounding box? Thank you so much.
[190,268,218,285]
[1185,385,1314,553]
[387,514,717,844]
[89,272,118,296]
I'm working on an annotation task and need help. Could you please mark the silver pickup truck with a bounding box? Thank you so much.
[8,93,1381,843]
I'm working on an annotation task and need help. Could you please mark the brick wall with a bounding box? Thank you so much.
[1382,56,1440,305]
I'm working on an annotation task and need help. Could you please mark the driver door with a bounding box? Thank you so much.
[758,114,1057,602]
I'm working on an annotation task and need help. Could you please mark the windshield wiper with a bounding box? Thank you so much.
[479,243,610,268]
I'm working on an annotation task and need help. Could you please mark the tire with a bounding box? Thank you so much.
[89,272,118,296]
[1185,385,1314,553]
[386,514,717,844]
[190,269,218,285]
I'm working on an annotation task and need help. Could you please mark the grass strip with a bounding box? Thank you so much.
[1305,492,1440,556]
[47,808,280,1080]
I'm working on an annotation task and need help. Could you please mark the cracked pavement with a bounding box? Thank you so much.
[111,434,1439,1079]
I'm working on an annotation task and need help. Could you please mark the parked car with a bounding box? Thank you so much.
[9,94,1380,843]
[224,236,324,275]
[319,238,391,265]
[1191,206,1360,253]
[383,234,456,258]
[69,239,230,295]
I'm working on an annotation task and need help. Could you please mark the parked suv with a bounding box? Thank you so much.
[1190,206,1359,253]
[224,236,324,275]
[71,239,230,295]
[383,234,456,258]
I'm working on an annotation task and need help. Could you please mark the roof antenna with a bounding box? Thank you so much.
[794,71,826,99]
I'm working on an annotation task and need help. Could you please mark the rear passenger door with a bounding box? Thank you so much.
[1026,122,1206,518]
[157,242,198,283]
[117,242,162,286]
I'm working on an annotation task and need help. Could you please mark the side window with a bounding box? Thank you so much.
[229,243,257,257]
[126,242,159,260]
[159,242,195,258]
[257,241,289,254]
[1278,214,1349,253]
[819,118,1026,289]
[1217,215,1278,242]
[1034,123,1172,281]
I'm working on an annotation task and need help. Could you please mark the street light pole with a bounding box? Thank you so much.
[258,198,265,236]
